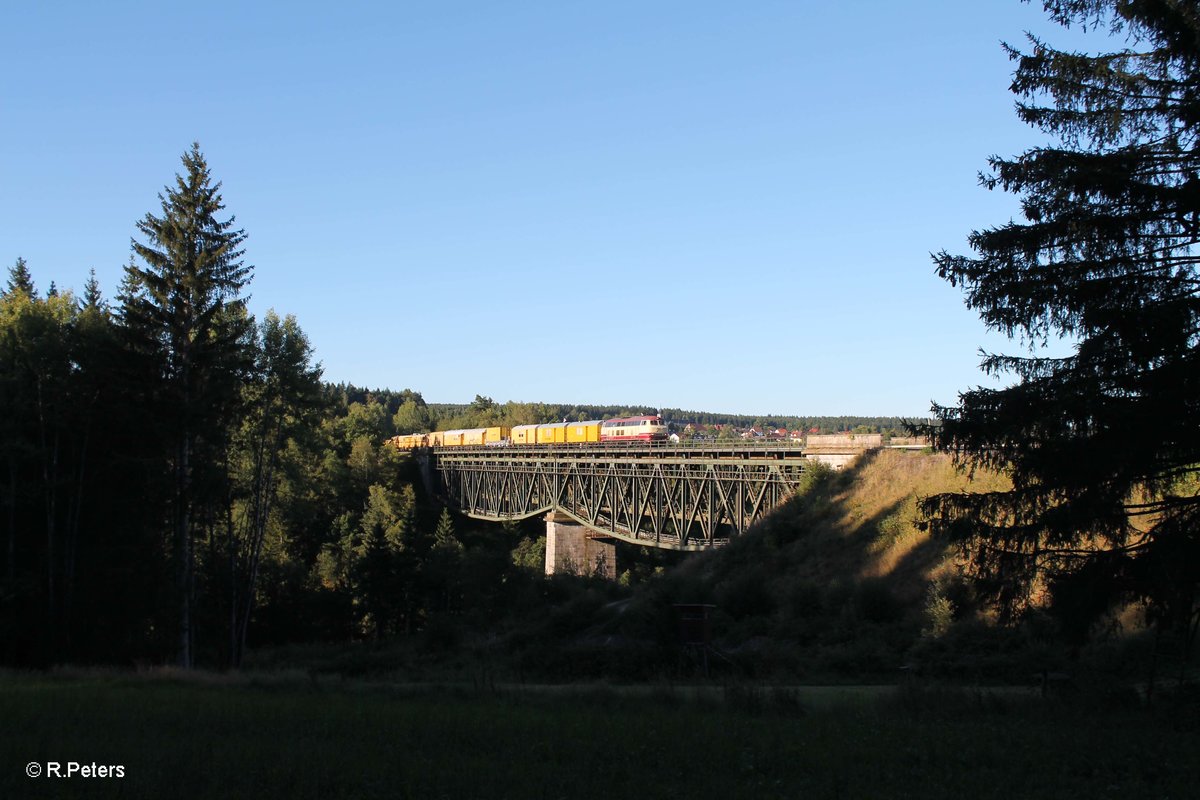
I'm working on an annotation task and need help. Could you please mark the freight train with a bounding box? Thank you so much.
[388,415,669,449]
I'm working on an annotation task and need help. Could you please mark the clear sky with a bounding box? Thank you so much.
[3,1,1096,417]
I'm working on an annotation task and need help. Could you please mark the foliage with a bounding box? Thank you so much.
[392,396,432,433]
[510,535,546,571]
[923,579,956,640]
[923,0,1200,663]
[1,257,172,666]
[225,311,326,665]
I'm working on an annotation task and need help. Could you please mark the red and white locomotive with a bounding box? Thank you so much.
[599,415,669,442]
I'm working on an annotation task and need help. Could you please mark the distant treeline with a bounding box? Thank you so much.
[328,384,928,436]
[659,410,927,435]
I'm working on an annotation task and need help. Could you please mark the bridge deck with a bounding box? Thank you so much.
[433,442,807,459]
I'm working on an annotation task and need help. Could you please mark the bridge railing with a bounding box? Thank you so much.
[428,440,809,456]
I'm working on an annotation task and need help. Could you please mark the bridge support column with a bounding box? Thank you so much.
[544,512,616,579]
[414,449,436,496]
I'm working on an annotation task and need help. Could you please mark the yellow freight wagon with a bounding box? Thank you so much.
[441,430,464,447]
[462,428,486,446]
[428,431,445,447]
[565,421,602,443]
[536,422,568,444]
[512,424,538,445]
[392,434,416,449]
[484,426,511,445]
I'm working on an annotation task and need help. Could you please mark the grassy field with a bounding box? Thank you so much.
[1,671,1197,799]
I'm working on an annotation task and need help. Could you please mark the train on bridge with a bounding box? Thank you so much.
[388,415,669,449]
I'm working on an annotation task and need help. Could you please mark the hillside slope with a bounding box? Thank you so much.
[599,448,1012,679]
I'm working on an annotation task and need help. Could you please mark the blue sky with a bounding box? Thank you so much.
[3,1,1095,416]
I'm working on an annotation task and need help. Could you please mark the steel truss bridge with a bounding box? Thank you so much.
[429,444,810,550]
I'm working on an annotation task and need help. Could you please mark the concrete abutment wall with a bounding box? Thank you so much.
[544,512,616,578]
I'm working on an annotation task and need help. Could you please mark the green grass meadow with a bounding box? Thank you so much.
[1,672,1197,799]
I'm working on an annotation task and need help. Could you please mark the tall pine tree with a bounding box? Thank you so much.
[81,268,104,311]
[120,143,254,668]
[924,1,1200,662]
[6,257,35,299]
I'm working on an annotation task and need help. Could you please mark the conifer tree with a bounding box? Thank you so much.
[5,257,35,299]
[433,507,461,554]
[925,1,1200,661]
[428,507,463,613]
[119,143,254,668]
[81,269,103,311]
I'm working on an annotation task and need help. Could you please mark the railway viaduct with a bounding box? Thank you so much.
[415,442,867,577]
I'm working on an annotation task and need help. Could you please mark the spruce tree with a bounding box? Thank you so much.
[433,507,461,554]
[81,269,103,311]
[925,1,1200,662]
[120,143,254,668]
[5,257,35,299]
[429,507,463,613]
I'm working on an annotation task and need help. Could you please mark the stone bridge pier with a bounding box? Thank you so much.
[544,512,616,579]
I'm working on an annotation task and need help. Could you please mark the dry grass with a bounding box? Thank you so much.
[831,449,1009,582]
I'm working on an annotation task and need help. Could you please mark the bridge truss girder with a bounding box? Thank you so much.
[434,447,809,550]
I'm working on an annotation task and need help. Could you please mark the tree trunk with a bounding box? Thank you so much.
[177,432,192,669]
[5,456,14,587]
[34,376,59,651]
[62,413,92,655]
[228,498,239,670]
[233,413,284,668]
